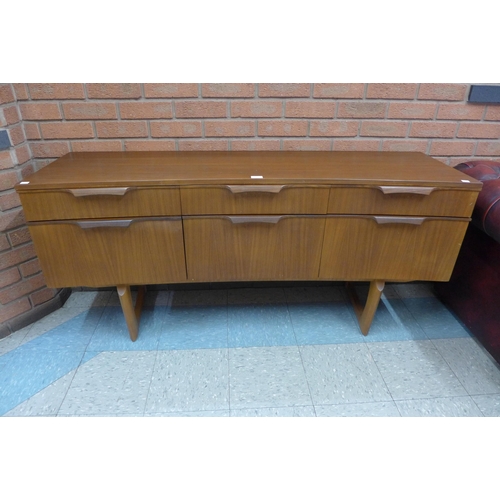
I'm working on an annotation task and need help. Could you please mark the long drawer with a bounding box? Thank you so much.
[27,217,187,287]
[181,185,330,215]
[319,215,470,281]
[327,186,477,217]
[20,187,182,221]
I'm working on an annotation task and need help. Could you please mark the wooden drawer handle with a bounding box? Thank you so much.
[378,186,435,195]
[226,185,285,194]
[75,220,133,229]
[374,216,425,225]
[227,216,282,224]
[67,187,133,197]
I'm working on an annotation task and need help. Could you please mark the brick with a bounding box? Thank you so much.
[333,140,380,151]
[0,297,31,323]
[259,84,311,98]
[283,139,331,151]
[175,101,227,118]
[437,103,485,120]
[0,243,36,271]
[151,121,202,138]
[30,141,70,158]
[4,106,20,125]
[429,141,475,156]
[0,209,25,232]
[457,123,500,139]
[337,102,386,119]
[0,234,10,251]
[144,84,199,98]
[230,140,281,151]
[360,121,408,137]
[62,103,117,120]
[309,120,358,137]
[231,101,282,118]
[313,84,365,99]
[285,101,336,118]
[0,191,21,211]
[476,141,500,156]
[0,84,15,104]
[24,123,41,140]
[409,122,456,138]
[28,83,85,100]
[40,122,94,140]
[20,102,62,121]
[178,140,229,151]
[0,268,21,289]
[485,106,500,121]
[124,140,176,151]
[431,157,451,165]
[13,84,29,100]
[382,140,429,153]
[19,259,41,277]
[31,287,57,306]
[86,83,142,99]
[0,109,6,127]
[9,125,26,146]
[20,163,34,179]
[0,151,14,169]
[0,273,46,305]
[205,120,255,137]
[0,171,18,190]
[418,84,468,101]
[258,120,308,136]
[202,84,255,98]
[96,121,148,138]
[71,141,123,152]
[366,84,418,99]
[120,102,173,119]
[387,102,437,119]
[14,144,31,165]
[8,226,31,247]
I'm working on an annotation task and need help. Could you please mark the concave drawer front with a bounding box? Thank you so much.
[183,215,326,281]
[327,186,477,217]
[319,216,470,282]
[28,218,186,287]
[181,185,329,215]
[20,187,181,222]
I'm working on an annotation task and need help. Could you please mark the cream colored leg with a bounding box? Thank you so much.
[346,280,385,335]
[117,285,146,342]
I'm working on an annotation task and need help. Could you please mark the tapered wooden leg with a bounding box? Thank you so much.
[346,280,385,335]
[117,285,146,342]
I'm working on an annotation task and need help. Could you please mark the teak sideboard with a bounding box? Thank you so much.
[15,151,482,341]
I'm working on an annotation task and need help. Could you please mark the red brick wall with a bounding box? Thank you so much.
[1,82,499,334]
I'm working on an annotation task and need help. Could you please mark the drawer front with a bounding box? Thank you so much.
[319,216,470,281]
[327,186,478,217]
[20,187,181,222]
[181,185,329,215]
[28,218,187,287]
[183,216,325,281]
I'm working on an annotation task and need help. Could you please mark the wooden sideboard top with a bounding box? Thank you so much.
[16,151,482,191]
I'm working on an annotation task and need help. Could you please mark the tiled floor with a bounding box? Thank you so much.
[1,282,500,417]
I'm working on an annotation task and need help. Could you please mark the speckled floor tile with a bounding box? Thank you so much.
[229,346,312,410]
[392,283,435,298]
[4,369,77,417]
[471,394,500,416]
[230,406,316,417]
[368,340,468,400]
[144,291,172,307]
[227,287,286,305]
[228,304,296,347]
[0,325,32,356]
[171,289,227,307]
[146,349,229,413]
[158,306,228,350]
[300,344,391,405]
[396,396,483,417]
[402,297,471,339]
[63,291,112,308]
[0,348,84,416]
[284,286,346,303]
[144,410,230,417]
[57,413,144,417]
[86,307,164,351]
[432,338,500,395]
[315,401,400,417]
[58,351,156,415]
[288,302,361,345]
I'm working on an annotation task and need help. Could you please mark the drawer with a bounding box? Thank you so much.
[27,217,187,287]
[183,215,325,281]
[327,186,478,217]
[19,187,181,222]
[319,215,470,281]
[181,185,329,215]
